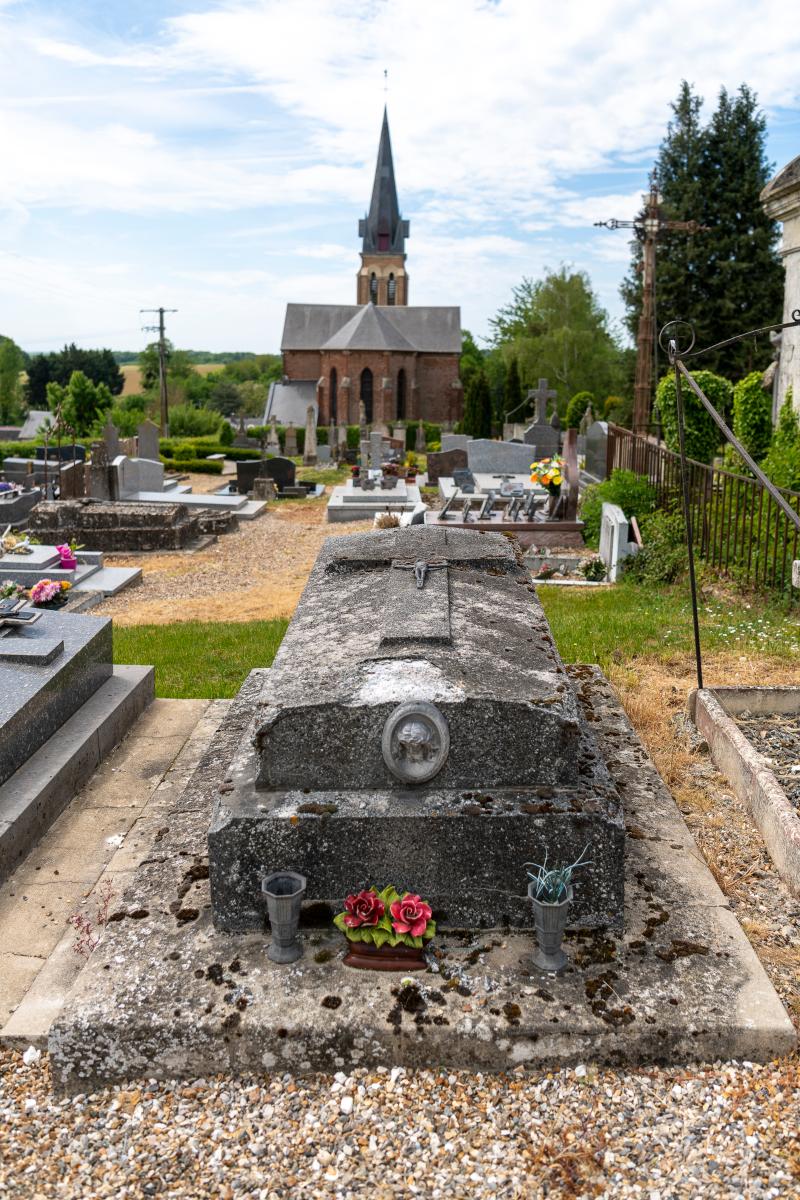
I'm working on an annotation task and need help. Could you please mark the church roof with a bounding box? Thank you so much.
[320,303,415,352]
[358,108,409,255]
[264,380,318,427]
[281,303,461,354]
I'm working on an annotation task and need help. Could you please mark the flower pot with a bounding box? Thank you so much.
[262,871,306,964]
[528,883,572,973]
[342,939,428,972]
[59,555,77,570]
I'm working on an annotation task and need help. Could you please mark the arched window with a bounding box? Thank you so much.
[387,273,396,305]
[369,273,378,304]
[396,368,406,420]
[329,367,338,424]
[360,367,373,424]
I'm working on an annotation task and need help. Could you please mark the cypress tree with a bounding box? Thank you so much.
[463,369,492,438]
[504,357,522,422]
[621,82,782,377]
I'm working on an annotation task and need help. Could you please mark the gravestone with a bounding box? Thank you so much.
[209,527,624,932]
[89,442,111,501]
[563,428,579,523]
[426,448,468,485]
[119,437,137,458]
[467,439,534,475]
[102,418,120,459]
[35,445,86,462]
[523,422,560,458]
[442,433,471,452]
[236,459,267,494]
[369,431,384,469]
[452,467,477,493]
[337,425,348,460]
[599,502,637,582]
[284,424,298,456]
[328,422,337,457]
[503,423,526,442]
[267,418,281,453]
[137,420,160,463]
[415,419,426,453]
[317,445,332,465]
[29,500,200,552]
[263,456,296,493]
[59,460,86,500]
[585,421,609,480]
[303,405,318,466]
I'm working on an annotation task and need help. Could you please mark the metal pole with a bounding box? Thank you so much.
[673,360,704,690]
[158,308,168,436]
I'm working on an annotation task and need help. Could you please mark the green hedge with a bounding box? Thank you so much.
[161,457,224,475]
[0,440,42,459]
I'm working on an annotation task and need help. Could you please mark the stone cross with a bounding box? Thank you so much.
[529,378,558,425]
[303,405,318,465]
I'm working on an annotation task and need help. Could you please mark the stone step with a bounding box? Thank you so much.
[131,490,249,511]
[0,665,154,885]
[70,565,142,596]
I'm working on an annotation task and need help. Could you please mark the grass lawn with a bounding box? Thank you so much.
[113,580,800,699]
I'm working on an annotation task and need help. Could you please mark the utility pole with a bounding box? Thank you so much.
[595,177,708,436]
[140,306,178,435]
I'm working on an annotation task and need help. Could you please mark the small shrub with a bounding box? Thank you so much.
[771,387,798,451]
[580,556,606,582]
[219,420,234,447]
[565,391,594,430]
[579,469,658,547]
[733,371,772,462]
[624,510,687,585]
[168,404,223,439]
[172,441,197,462]
[656,370,732,464]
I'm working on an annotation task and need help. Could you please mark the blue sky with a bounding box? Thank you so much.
[1,0,799,355]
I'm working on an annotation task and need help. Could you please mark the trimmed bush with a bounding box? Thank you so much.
[733,371,772,462]
[0,440,40,459]
[579,469,658,547]
[168,404,224,439]
[656,370,732,464]
[565,391,594,430]
[161,457,224,475]
[404,422,442,451]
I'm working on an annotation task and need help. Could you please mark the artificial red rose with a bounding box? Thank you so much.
[390,894,432,938]
[343,890,385,928]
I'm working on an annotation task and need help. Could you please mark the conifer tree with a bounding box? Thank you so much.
[463,369,492,438]
[621,82,782,378]
[504,357,522,423]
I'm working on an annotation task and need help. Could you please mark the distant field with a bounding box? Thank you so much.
[120,363,220,396]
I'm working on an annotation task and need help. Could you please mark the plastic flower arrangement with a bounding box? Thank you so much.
[29,579,71,607]
[0,579,26,600]
[529,456,565,496]
[334,886,436,949]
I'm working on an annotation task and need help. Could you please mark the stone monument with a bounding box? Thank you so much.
[208,527,624,932]
[303,405,318,466]
[761,155,800,419]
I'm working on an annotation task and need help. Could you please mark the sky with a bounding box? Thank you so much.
[1,0,799,356]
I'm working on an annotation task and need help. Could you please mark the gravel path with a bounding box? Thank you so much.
[93,490,365,626]
[2,1052,798,1198]
[736,713,800,810]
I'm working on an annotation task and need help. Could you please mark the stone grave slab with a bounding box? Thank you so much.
[48,666,795,1092]
[209,527,624,932]
[0,611,112,786]
[441,434,471,452]
[137,420,160,463]
[0,487,42,526]
[0,544,61,572]
[523,422,560,457]
[467,439,535,475]
[235,459,267,494]
[317,444,331,465]
[585,420,609,480]
[29,501,201,552]
[599,502,637,582]
[326,483,421,522]
[264,456,296,493]
[426,448,467,485]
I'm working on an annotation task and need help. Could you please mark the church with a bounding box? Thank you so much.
[266,110,463,428]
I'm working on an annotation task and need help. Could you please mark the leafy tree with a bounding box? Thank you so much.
[46,370,114,436]
[732,371,772,461]
[622,82,782,378]
[237,380,268,416]
[459,330,484,398]
[656,369,732,463]
[565,390,594,430]
[0,336,24,423]
[490,269,627,403]
[26,344,123,406]
[462,369,492,438]
[208,377,242,418]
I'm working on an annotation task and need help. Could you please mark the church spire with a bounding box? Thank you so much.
[356,109,410,305]
[359,108,409,255]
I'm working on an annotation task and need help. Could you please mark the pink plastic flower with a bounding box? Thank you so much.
[390,894,432,938]
[30,579,60,605]
[55,544,72,558]
[342,890,385,928]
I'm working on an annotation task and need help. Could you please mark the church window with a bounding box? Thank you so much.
[369,273,378,303]
[396,368,406,420]
[330,367,338,424]
[387,273,396,305]
[360,367,373,424]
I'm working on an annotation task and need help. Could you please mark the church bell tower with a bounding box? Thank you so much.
[357,108,409,306]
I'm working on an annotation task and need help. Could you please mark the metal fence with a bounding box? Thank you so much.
[606,424,800,594]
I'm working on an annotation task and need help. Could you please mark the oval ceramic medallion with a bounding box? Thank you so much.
[381,701,450,784]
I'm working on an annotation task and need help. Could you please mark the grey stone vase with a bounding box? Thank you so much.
[529,883,572,973]
[262,871,307,964]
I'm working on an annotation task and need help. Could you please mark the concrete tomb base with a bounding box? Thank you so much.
[48,667,795,1091]
[29,500,203,552]
[327,481,422,522]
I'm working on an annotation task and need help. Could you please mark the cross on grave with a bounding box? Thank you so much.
[383,557,451,645]
[529,378,558,424]
[391,556,448,590]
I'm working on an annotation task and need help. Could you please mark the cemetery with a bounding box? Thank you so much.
[4,30,800,1199]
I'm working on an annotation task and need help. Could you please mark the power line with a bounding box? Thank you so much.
[140,307,178,435]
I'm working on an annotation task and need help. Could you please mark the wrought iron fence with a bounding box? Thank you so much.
[606,424,800,595]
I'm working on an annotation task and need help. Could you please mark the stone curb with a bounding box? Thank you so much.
[691,686,800,897]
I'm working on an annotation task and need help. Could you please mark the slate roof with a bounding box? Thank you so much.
[264,381,318,427]
[281,303,461,354]
[358,108,409,255]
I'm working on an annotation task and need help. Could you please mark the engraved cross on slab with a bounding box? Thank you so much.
[382,556,451,646]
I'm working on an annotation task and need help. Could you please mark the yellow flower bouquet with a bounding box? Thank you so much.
[530,456,566,496]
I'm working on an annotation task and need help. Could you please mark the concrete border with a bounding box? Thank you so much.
[0,665,155,885]
[691,686,800,897]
